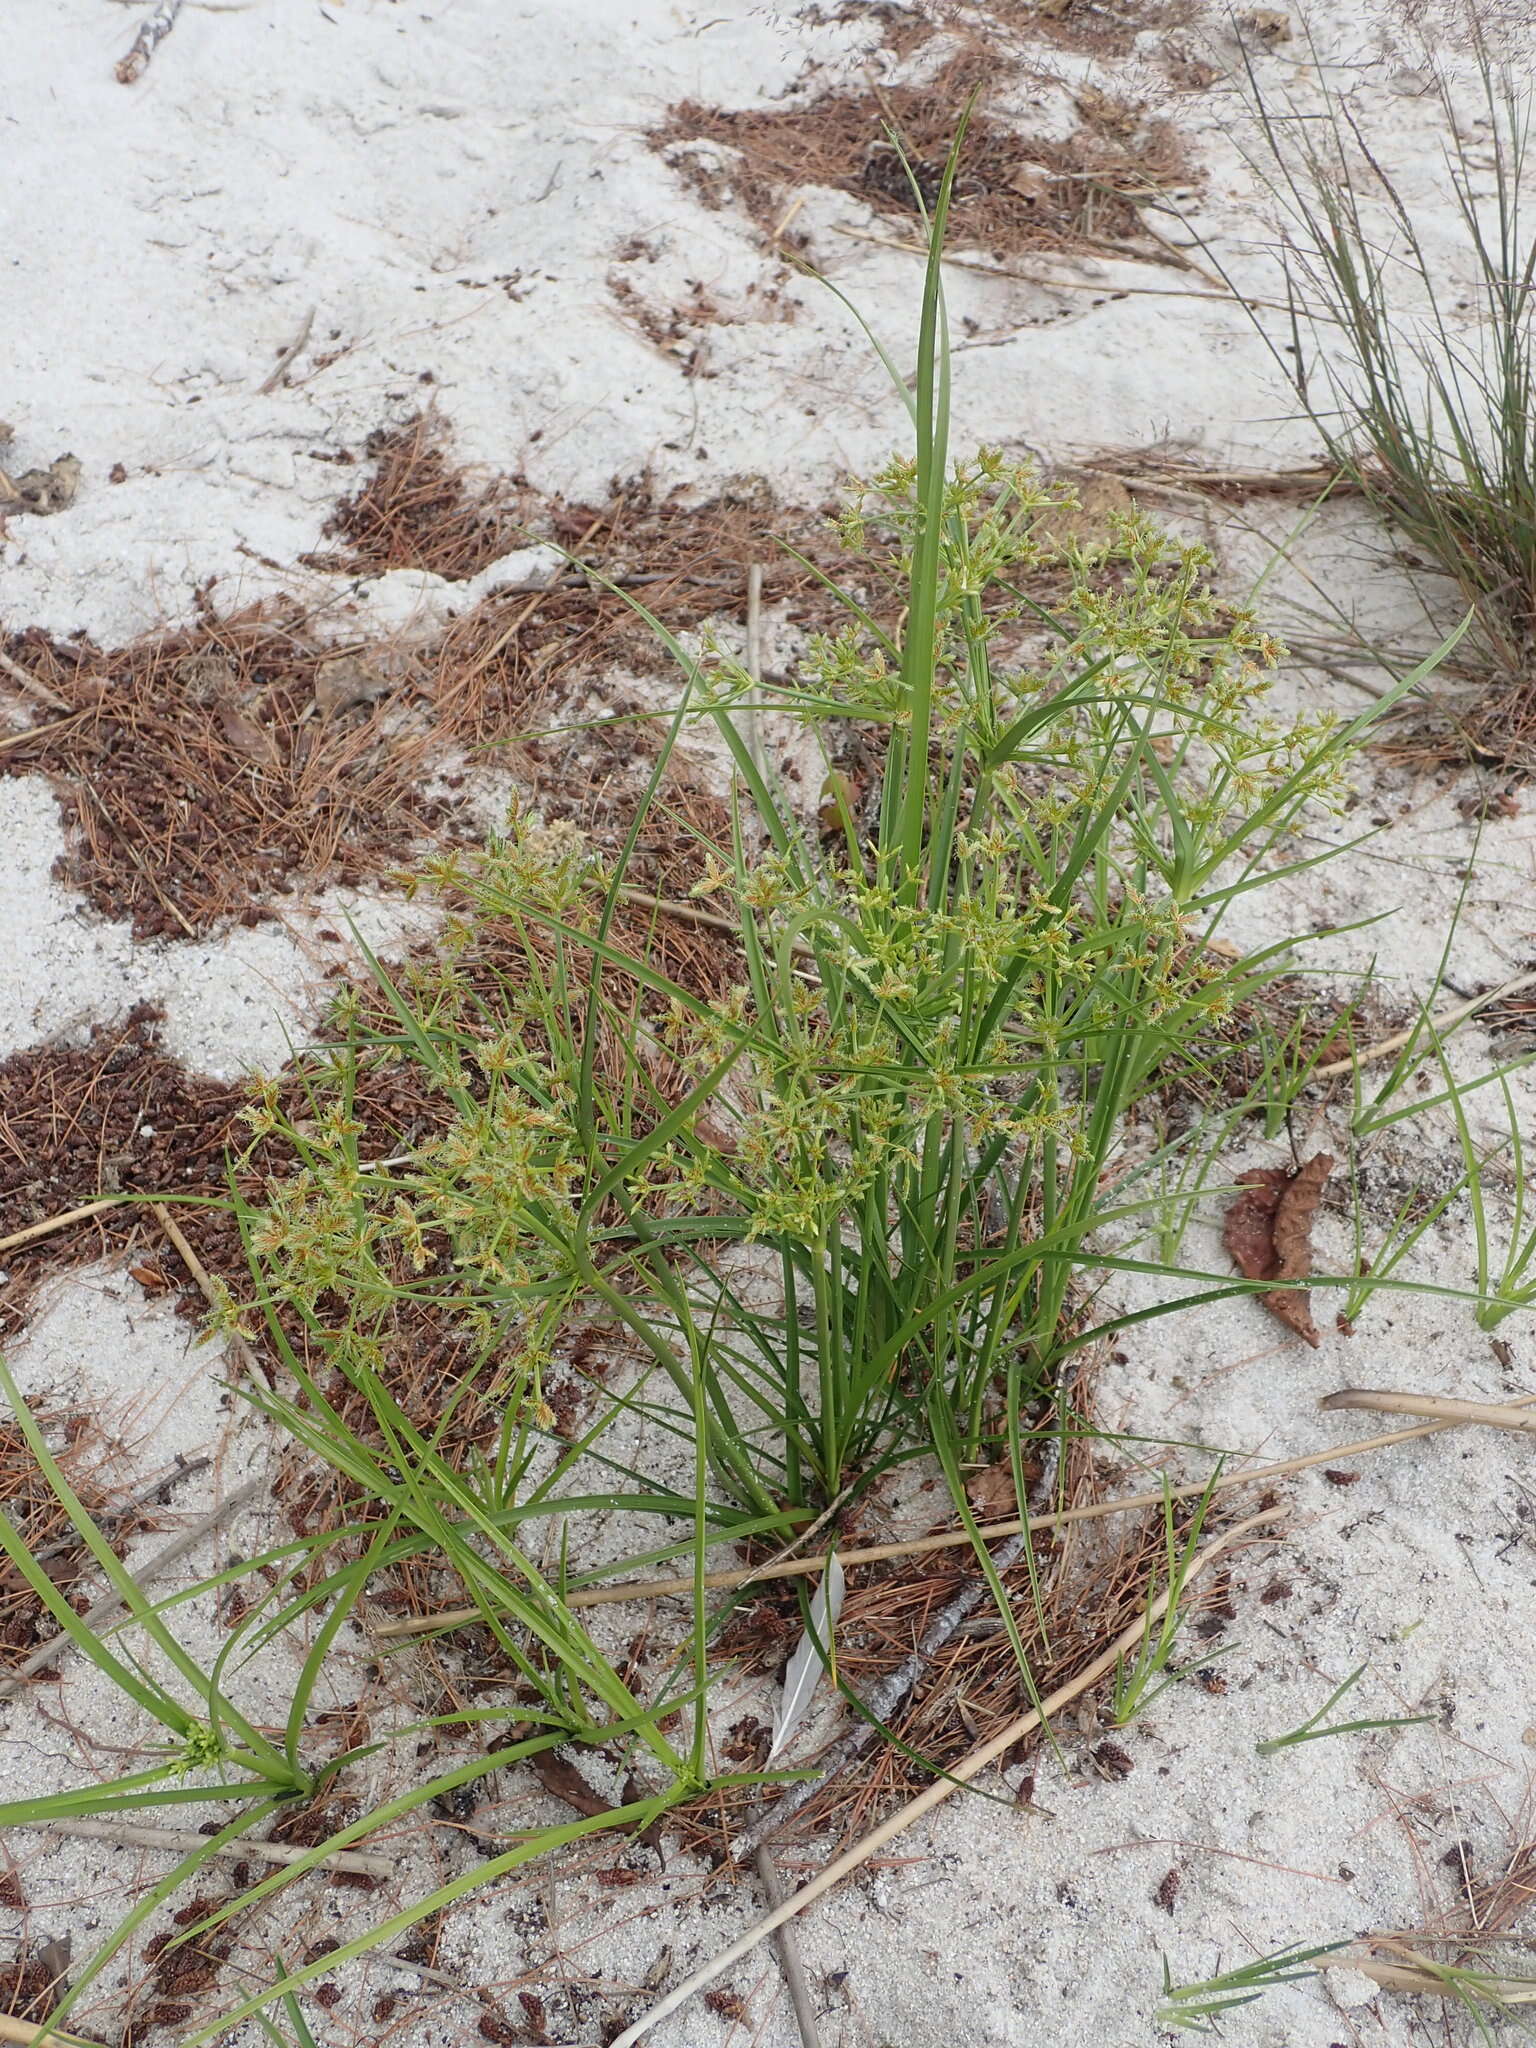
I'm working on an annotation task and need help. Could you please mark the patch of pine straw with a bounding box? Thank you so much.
[972,0,1208,66]
[1376,678,1536,780]
[676,1411,1253,1863]
[1,600,461,940]
[656,52,1191,263]
[303,412,526,580]
[0,1005,244,1343]
[1,418,863,936]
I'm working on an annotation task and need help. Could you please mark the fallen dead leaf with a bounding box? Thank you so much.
[1238,7,1293,44]
[1008,162,1053,204]
[528,1750,614,1820]
[313,651,401,718]
[1223,1152,1334,1347]
[217,702,277,763]
[965,1461,1019,1518]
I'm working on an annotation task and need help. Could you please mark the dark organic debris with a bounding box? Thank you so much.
[1,434,858,937]
[0,451,82,516]
[0,1006,244,1340]
[307,413,524,580]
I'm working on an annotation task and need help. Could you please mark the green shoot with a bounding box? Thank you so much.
[1255,1662,1435,1755]
[1109,1475,1232,1726]
[1157,1941,1349,2031]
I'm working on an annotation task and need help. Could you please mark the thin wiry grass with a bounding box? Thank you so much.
[1244,41,1536,762]
[1108,1473,1232,1725]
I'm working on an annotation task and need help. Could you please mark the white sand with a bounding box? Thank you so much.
[4,3,1536,2043]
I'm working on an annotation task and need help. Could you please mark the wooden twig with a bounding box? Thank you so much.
[1082,459,1347,498]
[115,0,187,83]
[151,1201,273,1390]
[0,712,84,755]
[1321,1389,1536,1436]
[0,2016,98,2048]
[1330,1953,1536,2005]
[25,1816,392,1879]
[257,305,317,394]
[829,223,1305,316]
[0,1476,266,1701]
[0,1196,126,1256]
[0,646,72,713]
[607,1508,1287,2045]
[373,1408,1523,1641]
[755,1845,824,2048]
[1312,969,1536,1080]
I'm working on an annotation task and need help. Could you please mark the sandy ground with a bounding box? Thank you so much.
[4,2,1536,2044]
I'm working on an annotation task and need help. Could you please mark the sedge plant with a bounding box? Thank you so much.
[1157,1941,1349,2032]
[0,123,1459,2043]
[248,147,1416,1554]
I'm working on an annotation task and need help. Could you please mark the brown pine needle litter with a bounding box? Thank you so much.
[608,1507,1288,2047]
[0,417,865,941]
[0,600,460,939]
[654,54,1193,267]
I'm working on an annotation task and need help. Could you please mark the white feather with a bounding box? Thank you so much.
[768,1551,845,1763]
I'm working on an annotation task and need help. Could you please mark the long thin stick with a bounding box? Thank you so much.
[373,1408,1513,1641]
[829,223,1304,316]
[734,1530,1030,1858]
[25,1816,392,1879]
[1320,1389,1536,1435]
[30,1455,208,1568]
[0,646,71,713]
[755,1845,824,2048]
[257,305,317,394]
[1313,968,1536,1080]
[0,1197,125,1255]
[607,1508,1286,2046]
[0,714,82,756]
[0,1476,266,1701]
[152,1201,274,1390]
[0,2017,98,2048]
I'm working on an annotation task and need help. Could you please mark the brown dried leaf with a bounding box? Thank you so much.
[1223,1153,1334,1348]
[528,1750,611,1819]
[1272,1152,1334,1281]
[217,702,278,764]
[965,1461,1019,1518]
[313,653,398,718]
[1222,1166,1287,1280]
[1008,161,1053,203]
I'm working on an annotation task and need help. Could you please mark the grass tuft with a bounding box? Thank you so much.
[1245,41,1536,760]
